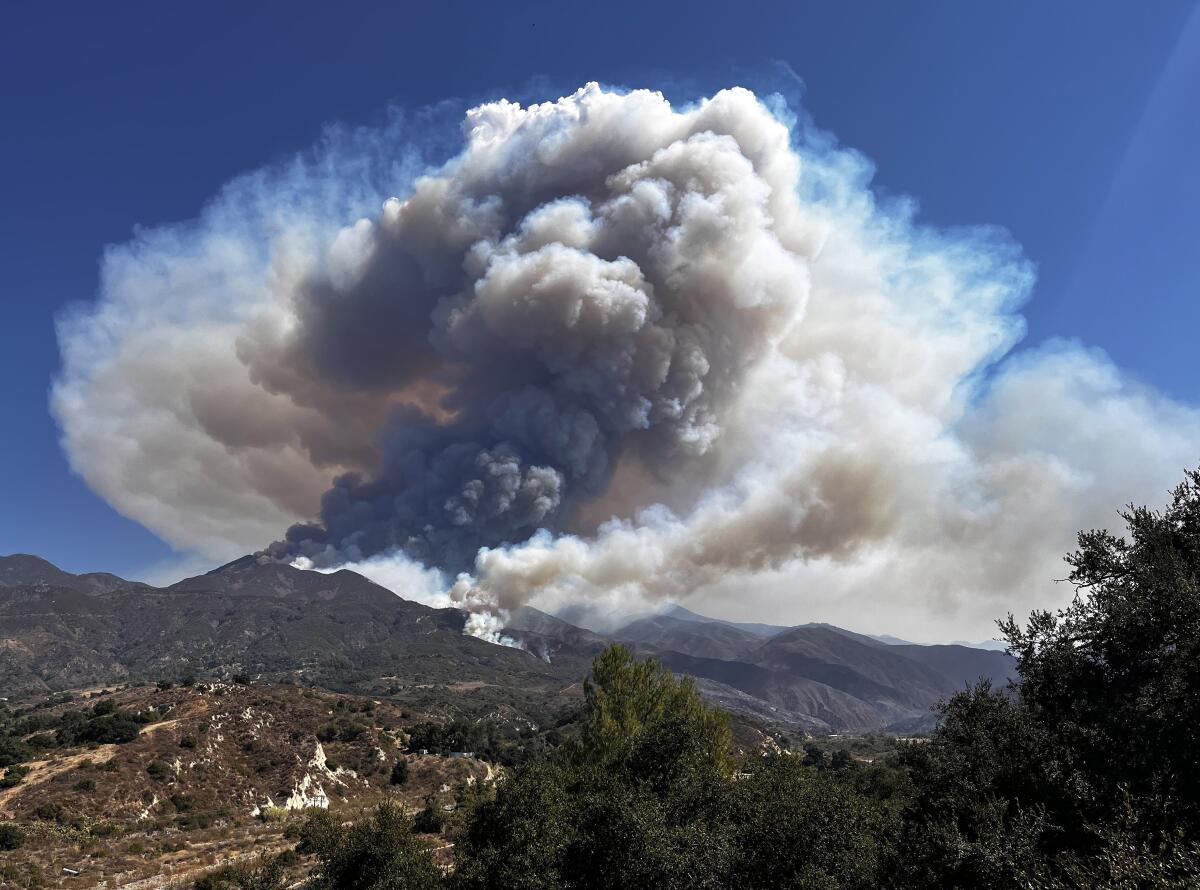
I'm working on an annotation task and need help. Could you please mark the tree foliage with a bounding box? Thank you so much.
[453,645,887,889]
[897,466,1200,886]
[300,801,444,890]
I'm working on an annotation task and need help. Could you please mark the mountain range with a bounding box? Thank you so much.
[0,553,1014,733]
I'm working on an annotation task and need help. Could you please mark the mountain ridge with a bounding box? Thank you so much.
[0,554,1015,732]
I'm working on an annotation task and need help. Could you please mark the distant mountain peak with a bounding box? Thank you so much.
[0,552,130,594]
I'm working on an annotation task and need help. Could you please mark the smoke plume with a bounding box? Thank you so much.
[54,83,1200,641]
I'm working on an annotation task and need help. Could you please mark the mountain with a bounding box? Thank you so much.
[0,553,1015,734]
[614,613,765,661]
[0,553,132,593]
[503,606,611,662]
[659,603,791,638]
[611,612,1017,733]
[951,638,1010,651]
[0,556,587,724]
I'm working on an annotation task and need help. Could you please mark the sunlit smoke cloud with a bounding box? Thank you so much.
[53,83,1200,642]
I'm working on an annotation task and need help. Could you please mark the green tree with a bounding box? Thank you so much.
[897,466,1200,886]
[454,645,886,889]
[1001,467,1200,840]
[727,755,892,889]
[301,802,444,890]
[455,646,737,889]
[893,685,1058,888]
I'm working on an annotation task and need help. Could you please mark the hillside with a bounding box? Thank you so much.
[0,681,502,888]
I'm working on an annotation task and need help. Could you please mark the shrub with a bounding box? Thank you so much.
[0,765,28,788]
[74,777,97,792]
[146,760,172,781]
[33,802,66,823]
[258,806,288,823]
[194,855,285,890]
[0,734,31,767]
[0,822,23,851]
[300,803,443,890]
[180,734,198,749]
[411,798,446,835]
[390,758,409,787]
[94,716,142,743]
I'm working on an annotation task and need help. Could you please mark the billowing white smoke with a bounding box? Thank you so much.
[54,84,1200,641]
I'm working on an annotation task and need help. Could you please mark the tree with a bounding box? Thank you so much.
[301,802,444,890]
[453,645,888,889]
[830,750,854,771]
[1000,467,1200,840]
[727,755,892,889]
[897,466,1200,887]
[454,646,737,889]
[801,744,827,770]
[580,645,732,776]
[893,685,1059,888]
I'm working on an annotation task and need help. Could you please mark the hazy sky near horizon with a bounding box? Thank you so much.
[2,2,1199,638]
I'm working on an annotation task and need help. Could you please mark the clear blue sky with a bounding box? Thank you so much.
[2,1,1197,577]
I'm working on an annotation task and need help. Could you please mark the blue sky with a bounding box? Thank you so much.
[2,1,1198,579]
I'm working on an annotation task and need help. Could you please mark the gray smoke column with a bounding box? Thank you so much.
[259,86,815,570]
[53,83,1200,641]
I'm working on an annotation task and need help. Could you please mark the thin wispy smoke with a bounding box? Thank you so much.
[53,84,1200,641]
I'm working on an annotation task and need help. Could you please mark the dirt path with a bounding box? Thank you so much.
[0,701,208,816]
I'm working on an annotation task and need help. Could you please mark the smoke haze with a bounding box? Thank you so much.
[53,83,1200,641]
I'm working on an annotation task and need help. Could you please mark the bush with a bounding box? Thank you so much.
[300,803,443,890]
[0,822,24,851]
[179,734,198,749]
[0,734,31,767]
[0,765,28,788]
[80,715,141,744]
[390,758,409,787]
[146,760,172,781]
[258,806,288,823]
[317,718,366,744]
[74,777,97,792]
[92,698,117,716]
[33,802,66,823]
[411,799,446,835]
